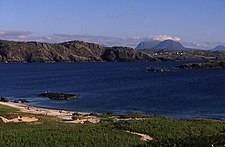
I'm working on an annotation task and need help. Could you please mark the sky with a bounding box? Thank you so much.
[0,0,225,49]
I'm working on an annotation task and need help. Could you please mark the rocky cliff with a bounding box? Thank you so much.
[0,40,154,62]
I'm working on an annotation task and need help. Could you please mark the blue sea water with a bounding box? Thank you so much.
[0,61,225,119]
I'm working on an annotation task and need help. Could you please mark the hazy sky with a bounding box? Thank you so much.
[0,0,225,49]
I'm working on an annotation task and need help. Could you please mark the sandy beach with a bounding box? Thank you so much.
[0,101,75,120]
[0,101,100,123]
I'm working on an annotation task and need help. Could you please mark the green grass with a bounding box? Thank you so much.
[113,117,225,140]
[0,104,18,118]
[0,123,142,147]
[1,104,225,146]
[113,117,225,146]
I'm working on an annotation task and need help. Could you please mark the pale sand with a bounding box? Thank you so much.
[0,101,100,123]
[0,116,38,123]
[126,131,153,141]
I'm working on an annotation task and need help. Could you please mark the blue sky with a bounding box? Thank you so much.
[0,0,225,49]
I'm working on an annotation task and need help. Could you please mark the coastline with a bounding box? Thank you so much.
[0,101,87,120]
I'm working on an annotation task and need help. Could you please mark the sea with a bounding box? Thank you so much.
[0,60,225,119]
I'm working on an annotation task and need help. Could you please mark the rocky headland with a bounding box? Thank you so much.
[0,40,154,63]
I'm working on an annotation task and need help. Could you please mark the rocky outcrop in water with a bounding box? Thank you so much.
[0,97,9,102]
[178,61,225,69]
[145,67,171,72]
[13,99,29,103]
[0,40,154,63]
[39,92,79,100]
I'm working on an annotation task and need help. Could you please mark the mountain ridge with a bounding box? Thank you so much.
[136,40,192,50]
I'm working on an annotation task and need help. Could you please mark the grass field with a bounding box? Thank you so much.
[0,104,225,147]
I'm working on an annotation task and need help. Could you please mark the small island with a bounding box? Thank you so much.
[145,67,171,72]
[39,92,79,100]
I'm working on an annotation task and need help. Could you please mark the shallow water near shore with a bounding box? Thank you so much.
[0,61,225,119]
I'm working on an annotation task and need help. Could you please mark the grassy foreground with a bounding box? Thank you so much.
[0,104,225,147]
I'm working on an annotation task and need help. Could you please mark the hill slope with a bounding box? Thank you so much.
[135,40,160,50]
[211,45,225,51]
[153,40,187,50]
[0,40,154,62]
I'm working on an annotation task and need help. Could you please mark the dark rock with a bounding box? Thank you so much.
[39,92,79,100]
[145,67,171,72]
[0,97,9,102]
[101,46,155,62]
[178,61,225,69]
[13,99,29,103]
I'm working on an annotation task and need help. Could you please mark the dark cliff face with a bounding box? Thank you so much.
[0,40,154,62]
[101,46,154,62]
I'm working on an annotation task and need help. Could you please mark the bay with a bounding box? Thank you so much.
[0,61,225,119]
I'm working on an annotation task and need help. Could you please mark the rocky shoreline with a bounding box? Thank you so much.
[178,61,225,69]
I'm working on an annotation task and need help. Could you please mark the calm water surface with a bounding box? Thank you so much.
[0,61,225,119]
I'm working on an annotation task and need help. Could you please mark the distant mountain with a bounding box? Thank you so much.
[211,45,225,51]
[0,40,154,63]
[135,40,160,50]
[135,40,192,50]
[153,40,187,50]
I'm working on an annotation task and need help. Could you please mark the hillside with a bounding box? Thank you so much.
[153,40,187,50]
[0,40,154,63]
[143,49,225,61]
[135,40,161,50]
[211,45,225,51]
